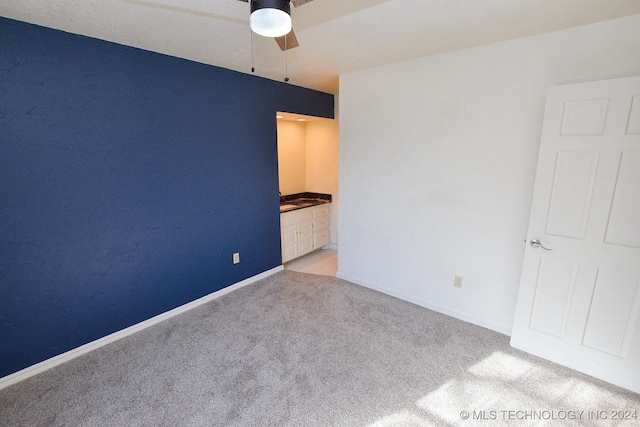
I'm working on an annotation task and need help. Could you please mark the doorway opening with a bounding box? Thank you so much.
[276,111,340,263]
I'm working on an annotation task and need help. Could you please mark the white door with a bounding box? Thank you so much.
[511,76,640,393]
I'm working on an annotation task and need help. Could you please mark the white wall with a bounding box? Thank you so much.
[338,14,640,334]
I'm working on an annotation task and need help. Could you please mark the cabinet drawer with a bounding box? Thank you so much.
[313,204,330,218]
[313,216,330,231]
[281,208,313,226]
[314,229,330,249]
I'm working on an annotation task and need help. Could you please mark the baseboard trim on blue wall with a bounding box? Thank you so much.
[0,266,284,391]
[336,272,512,337]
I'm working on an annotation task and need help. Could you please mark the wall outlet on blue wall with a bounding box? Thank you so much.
[233,253,240,264]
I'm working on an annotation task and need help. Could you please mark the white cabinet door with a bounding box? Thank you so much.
[298,221,314,257]
[282,224,299,263]
[511,76,640,393]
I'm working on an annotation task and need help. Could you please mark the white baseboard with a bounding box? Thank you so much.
[336,272,512,336]
[328,244,339,251]
[0,266,283,391]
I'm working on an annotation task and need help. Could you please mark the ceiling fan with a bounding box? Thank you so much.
[237,0,315,51]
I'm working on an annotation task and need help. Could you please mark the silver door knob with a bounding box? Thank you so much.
[530,239,552,251]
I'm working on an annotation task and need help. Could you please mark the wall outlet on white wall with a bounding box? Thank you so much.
[454,275,463,288]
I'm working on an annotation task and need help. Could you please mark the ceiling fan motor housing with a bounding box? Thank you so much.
[251,0,291,15]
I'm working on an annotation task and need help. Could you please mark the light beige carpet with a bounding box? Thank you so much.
[1,271,638,426]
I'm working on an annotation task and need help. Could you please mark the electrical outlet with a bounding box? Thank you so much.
[233,252,240,264]
[454,275,463,288]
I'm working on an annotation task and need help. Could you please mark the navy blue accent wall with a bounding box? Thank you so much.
[0,17,333,378]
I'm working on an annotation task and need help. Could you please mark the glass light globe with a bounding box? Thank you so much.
[250,8,292,38]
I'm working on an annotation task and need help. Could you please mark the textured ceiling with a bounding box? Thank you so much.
[2,0,640,94]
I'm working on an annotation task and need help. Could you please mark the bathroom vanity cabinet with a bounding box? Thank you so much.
[281,203,330,263]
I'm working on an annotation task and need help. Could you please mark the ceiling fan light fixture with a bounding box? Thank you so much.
[250,0,292,38]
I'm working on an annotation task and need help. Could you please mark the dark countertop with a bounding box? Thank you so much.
[280,192,332,213]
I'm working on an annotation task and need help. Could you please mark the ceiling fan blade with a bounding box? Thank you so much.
[291,0,315,7]
[275,29,299,51]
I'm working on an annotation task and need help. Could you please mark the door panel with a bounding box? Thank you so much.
[582,270,640,357]
[511,76,640,393]
[627,95,640,134]
[560,98,608,136]
[605,152,640,248]
[529,259,577,337]
[546,152,599,238]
